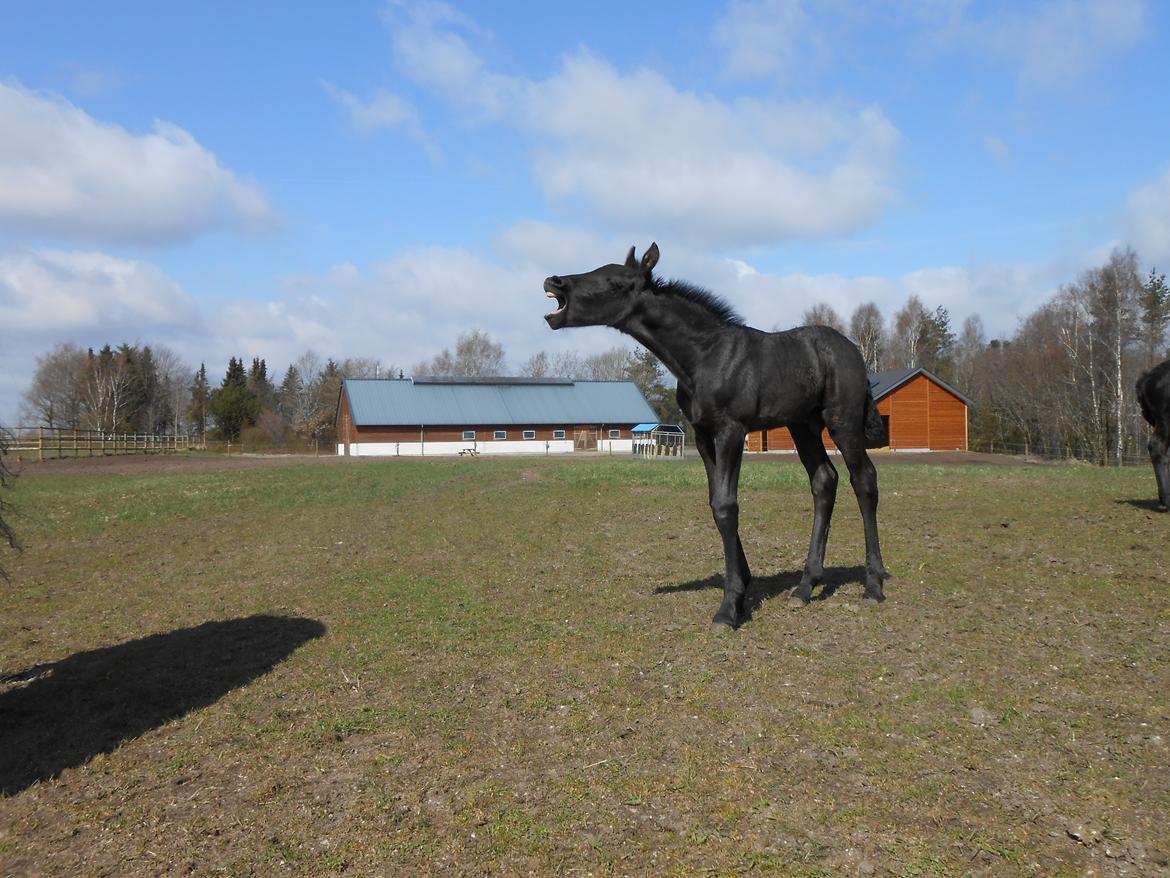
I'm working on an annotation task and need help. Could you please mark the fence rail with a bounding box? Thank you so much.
[969,438,1150,467]
[1,427,194,461]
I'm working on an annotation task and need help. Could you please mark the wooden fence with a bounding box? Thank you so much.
[1,427,194,461]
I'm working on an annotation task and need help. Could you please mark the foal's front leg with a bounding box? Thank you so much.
[696,425,751,628]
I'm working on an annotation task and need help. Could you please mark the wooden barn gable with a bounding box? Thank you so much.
[747,367,972,453]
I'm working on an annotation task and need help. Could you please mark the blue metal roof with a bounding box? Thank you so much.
[342,378,658,426]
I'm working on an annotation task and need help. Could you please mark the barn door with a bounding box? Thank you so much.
[574,429,597,450]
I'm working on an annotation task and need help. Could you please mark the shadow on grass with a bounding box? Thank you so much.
[654,565,870,620]
[0,614,326,795]
[1116,498,1168,512]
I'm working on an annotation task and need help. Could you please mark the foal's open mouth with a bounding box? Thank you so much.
[543,283,566,317]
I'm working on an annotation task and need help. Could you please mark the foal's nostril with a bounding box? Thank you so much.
[549,276,564,288]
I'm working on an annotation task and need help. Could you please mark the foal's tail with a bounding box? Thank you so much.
[863,388,888,449]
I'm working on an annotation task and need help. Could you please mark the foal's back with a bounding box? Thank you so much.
[1137,359,1170,431]
[736,324,871,431]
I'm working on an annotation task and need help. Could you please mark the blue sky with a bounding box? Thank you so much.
[3,0,1170,422]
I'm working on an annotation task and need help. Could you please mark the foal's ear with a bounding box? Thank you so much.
[641,242,659,273]
[624,246,637,268]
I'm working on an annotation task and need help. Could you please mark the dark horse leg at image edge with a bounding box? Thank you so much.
[544,243,889,628]
[1137,359,1170,510]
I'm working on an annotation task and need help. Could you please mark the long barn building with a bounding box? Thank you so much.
[747,366,972,453]
[337,376,658,457]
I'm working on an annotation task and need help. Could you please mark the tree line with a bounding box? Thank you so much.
[16,333,679,447]
[795,246,1167,464]
[14,245,1169,461]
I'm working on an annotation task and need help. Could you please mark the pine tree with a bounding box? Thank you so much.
[209,357,261,441]
[131,344,170,433]
[277,364,302,420]
[188,364,211,440]
[248,357,278,411]
[922,306,957,380]
[1140,268,1170,367]
[313,359,343,443]
[623,348,681,425]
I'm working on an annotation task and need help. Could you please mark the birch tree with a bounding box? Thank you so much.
[849,302,884,372]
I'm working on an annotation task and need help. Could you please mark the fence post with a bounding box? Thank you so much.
[38,427,44,462]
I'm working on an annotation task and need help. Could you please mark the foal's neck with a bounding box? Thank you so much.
[619,282,742,388]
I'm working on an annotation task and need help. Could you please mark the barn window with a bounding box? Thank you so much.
[608,429,621,439]
[494,430,507,440]
[553,429,566,440]
[463,430,476,441]
[522,430,536,440]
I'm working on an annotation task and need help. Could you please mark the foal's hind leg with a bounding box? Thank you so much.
[790,424,837,606]
[832,432,889,602]
[1150,429,1170,510]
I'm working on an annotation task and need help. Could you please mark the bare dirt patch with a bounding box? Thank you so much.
[9,452,347,477]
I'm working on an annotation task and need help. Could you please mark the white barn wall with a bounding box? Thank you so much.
[597,439,634,454]
[341,440,577,457]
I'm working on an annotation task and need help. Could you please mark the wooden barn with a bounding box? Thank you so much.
[746,366,971,453]
[336,376,657,457]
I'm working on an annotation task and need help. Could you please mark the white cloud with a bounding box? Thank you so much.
[713,0,826,83]
[0,81,278,245]
[377,4,902,247]
[925,0,1148,89]
[0,247,203,422]
[382,0,521,121]
[1001,0,1146,88]
[643,245,1055,341]
[65,65,126,98]
[528,54,900,244]
[0,248,199,334]
[1125,166,1170,267]
[323,82,442,163]
[713,1,1149,92]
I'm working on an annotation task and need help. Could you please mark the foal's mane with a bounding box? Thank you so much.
[652,277,745,326]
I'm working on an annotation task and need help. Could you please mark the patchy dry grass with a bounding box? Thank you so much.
[0,454,1167,876]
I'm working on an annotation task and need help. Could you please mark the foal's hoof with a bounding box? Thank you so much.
[709,620,736,636]
[787,594,809,610]
[861,593,886,605]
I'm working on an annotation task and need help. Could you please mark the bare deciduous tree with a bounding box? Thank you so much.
[20,342,87,428]
[889,295,931,370]
[801,302,846,334]
[80,345,134,433]
[519,351,551,378]
[849,303,884,373]
[952,314,986,394]
[414,329,506,377]
[585,346,630,380]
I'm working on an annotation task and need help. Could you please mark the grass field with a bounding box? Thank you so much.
[1,453,1168,876]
